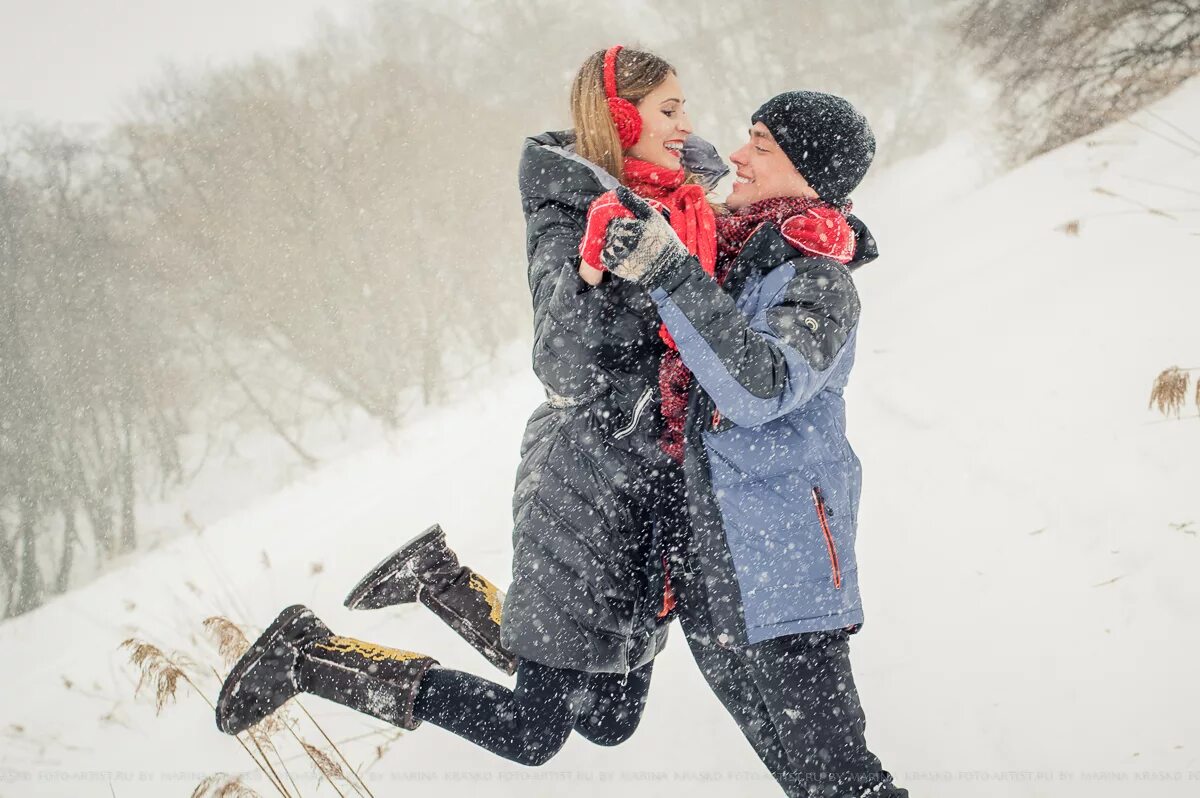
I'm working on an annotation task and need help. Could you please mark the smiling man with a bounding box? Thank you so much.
[598,90,906,798]
[727,125,819,208]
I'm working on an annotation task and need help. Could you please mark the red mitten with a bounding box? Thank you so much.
[780,206,855,264]
[579,191,634,270]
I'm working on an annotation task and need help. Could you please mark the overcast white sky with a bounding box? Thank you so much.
[0,0,366,128]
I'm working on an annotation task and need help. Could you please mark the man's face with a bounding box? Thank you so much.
[726,121,816,210]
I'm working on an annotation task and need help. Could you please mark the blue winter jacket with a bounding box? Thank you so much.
[641,218,879,646]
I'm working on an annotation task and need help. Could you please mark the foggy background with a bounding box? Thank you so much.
[2,0,1197,618]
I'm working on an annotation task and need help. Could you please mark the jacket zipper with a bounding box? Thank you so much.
[613,386,654,440]
[811,486,842,589]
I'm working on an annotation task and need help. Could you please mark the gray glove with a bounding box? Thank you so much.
[601,186,690,284]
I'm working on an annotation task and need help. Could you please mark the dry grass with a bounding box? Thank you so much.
[1149,367,1193,417]
[302,741,346,782]
[367,729,404,767]
[121,635,293,797]
[293,703,378,798]
[251,711,291,739]
[190,774,262,797]
[124,616,384,798]
[120,639,188,715]
[247,723,304,798]
[203,616,251,667]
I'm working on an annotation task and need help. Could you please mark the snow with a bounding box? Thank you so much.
[2,78,1199,797]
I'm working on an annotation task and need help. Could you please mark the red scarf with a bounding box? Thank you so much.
[656,197,856,464]
[625,159,721,618]
[715,196,855,266]
[618,160,720,465]
[622,159,717,281]
[578,158,716,288]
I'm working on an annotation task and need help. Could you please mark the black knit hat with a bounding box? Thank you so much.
[751,91,875,204]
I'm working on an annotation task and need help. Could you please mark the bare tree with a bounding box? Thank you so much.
[118,26,527,426]
[0,124,185,615]
[963,0,1200,160]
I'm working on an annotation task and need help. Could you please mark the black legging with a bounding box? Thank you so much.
[413,658,653,766]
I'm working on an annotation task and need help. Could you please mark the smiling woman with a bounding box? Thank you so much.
[215,42,720,772]
[569,47,682,182]
[625,71,693,169]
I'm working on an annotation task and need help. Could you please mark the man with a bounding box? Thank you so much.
[597,90,906,798]
[340,91,904,797]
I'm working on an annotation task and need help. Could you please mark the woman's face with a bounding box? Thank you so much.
[625,72,693,170]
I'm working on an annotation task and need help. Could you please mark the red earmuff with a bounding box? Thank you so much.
[603,45,642,149]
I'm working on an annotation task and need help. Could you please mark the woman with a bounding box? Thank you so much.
[215,46,723,767]
[340,90,908,798]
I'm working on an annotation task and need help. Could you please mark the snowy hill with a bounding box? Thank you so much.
[2,78,1198,797]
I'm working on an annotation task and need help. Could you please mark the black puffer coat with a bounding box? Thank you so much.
[499,131,724,674]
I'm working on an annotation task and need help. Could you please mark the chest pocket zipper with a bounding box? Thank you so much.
[613,386,654,440]
[811,486,842,589]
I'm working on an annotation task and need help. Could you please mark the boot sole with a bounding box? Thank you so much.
[343,524,446,610]
[215,604,316,734]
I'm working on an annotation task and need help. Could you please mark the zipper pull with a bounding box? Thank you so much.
[711,409,722,428]
[812,485,833,516]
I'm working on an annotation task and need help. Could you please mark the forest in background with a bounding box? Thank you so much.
[2,0,1197,616]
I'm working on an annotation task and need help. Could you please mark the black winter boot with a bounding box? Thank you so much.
[215,605,438,734]
[344,525,516,675]
[215,604,323,734]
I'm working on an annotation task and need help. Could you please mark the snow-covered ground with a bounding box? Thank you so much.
[2,79,1198,797]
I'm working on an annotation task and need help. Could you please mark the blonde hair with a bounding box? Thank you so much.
[569,48,674,183]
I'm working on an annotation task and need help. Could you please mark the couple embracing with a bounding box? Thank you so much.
[215,45,906,798]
